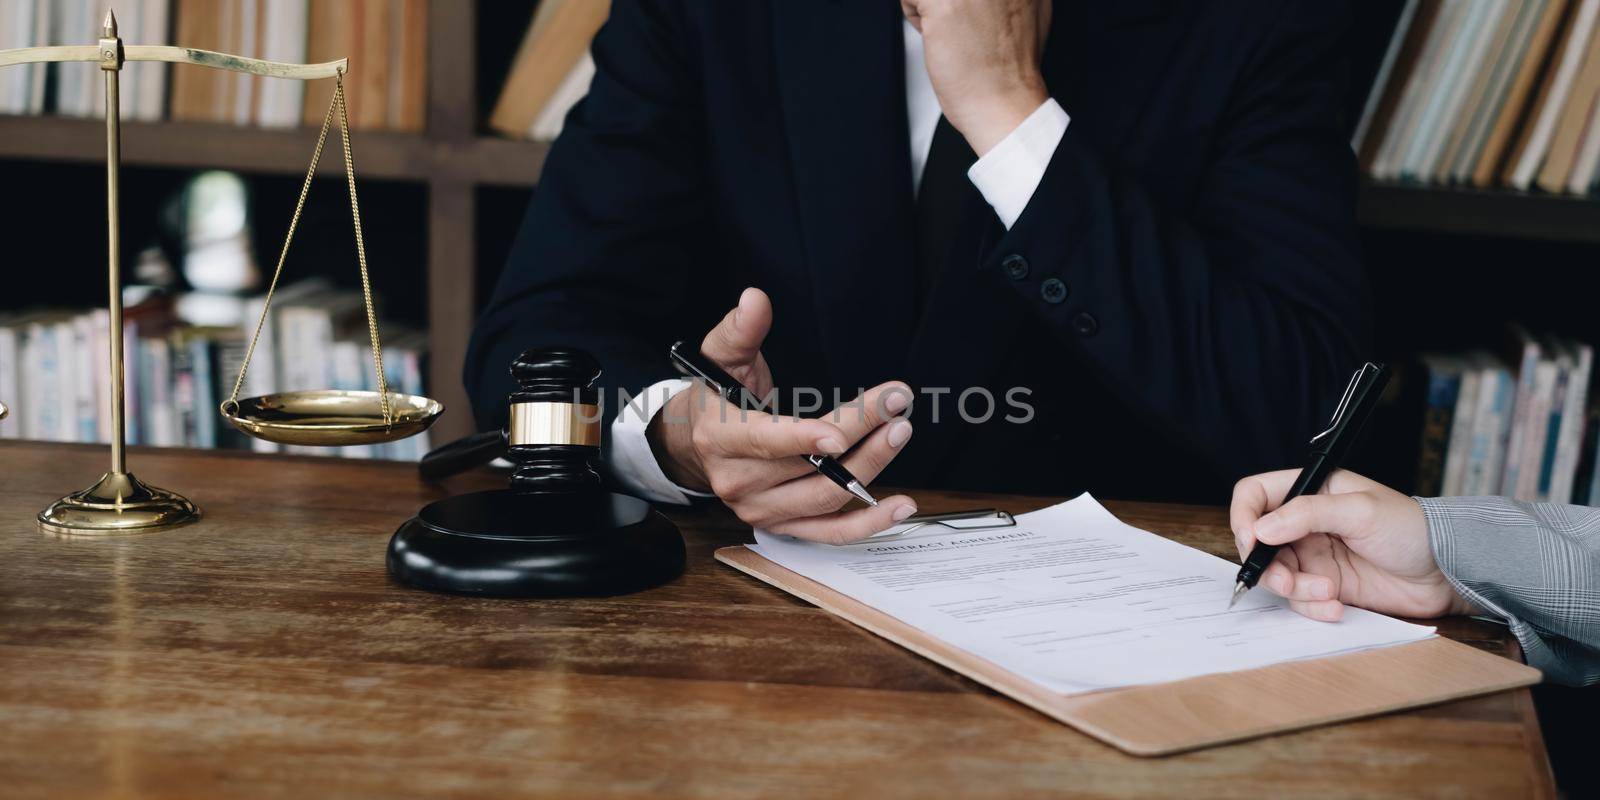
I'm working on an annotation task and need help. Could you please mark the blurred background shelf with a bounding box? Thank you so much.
[0,2,562,446]
[1359,180,1600,245]
[0,115,548,187]
[7,0,1600,468]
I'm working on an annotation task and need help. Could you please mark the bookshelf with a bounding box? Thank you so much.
[0,2,551,445]
[1353,177,1600,495]
[1340,0,1600,504]
[7,1,1600,459]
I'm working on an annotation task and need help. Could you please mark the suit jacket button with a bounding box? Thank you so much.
[1072,311,1099,336]
[1040,277,1068,304]
[1002,254,1029,280]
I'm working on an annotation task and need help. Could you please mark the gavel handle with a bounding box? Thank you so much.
[418,430,507,481]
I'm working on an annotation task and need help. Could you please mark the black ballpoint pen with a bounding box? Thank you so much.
[668,340,879,507]
[1229,362,1391,609]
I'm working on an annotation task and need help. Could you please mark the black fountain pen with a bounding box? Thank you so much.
[669,341,879,507]
[1229,362,1392,609]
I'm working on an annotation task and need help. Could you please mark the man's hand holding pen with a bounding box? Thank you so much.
[647,288,920,542]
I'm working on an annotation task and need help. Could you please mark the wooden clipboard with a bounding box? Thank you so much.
[716,545,1542,756]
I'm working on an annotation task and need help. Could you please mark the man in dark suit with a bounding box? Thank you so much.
[467,0,1368,541]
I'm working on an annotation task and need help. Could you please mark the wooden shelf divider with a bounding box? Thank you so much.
[1358,180,1600,245]
[0,115,547,187]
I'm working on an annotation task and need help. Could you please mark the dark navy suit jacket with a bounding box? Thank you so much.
[467,0,1369,503]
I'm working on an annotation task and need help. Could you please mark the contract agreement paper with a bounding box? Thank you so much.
[749,495,1435,695]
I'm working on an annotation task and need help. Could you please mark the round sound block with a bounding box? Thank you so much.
[386,490,686,597]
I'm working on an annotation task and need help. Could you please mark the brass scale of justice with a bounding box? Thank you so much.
[0,11,443,534]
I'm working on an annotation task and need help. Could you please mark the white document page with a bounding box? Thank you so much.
[750,495,1434,695]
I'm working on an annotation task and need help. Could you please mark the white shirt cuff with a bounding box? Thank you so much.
[966,98,1070,229]
[609,377,714,505]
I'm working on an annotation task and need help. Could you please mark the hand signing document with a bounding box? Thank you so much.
[751,495,1434,694]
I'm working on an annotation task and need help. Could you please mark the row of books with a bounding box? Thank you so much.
[0,282,430,461]
[1356,0,1600,195]
[1414,329,1596,504]
[0,0,427,131]
[487,0,607,142]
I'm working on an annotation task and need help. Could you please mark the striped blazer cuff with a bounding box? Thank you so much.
[1419,495,1600,687]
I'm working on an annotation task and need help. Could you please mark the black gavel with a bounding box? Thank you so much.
[388,347,685,597]
[418,348,602,487]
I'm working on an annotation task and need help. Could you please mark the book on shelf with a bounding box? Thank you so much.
[298,0,342,124]
[300,0,426,132]
[1354,0,1429,158]
[1475,0,1572,186]
[0,0,425,132]
[1507,0,1599,189]
[1433,0,1523,184]
[0,0,50,115]
[1414,353,1463,496]
[137,325,177,446]
[1370,0,1466,181]
[1438,352,1481,495]
[1466,354,1516,496]
[1534,6,1600,192]
[1402,0,1497,181]
[170,0,221,123]
[1574,394,1600,503]
[353,0,391,130]
[1414,328,1598,504]
[41,0,170,121]
[528,52,593,142]
[1568,81,1600,191]
[257,0,310,128]
[1550,340,1594,499]
[0,282,431,461]
[389,0,426,131]
[1357,0,1600,195]
[487,0,608,142]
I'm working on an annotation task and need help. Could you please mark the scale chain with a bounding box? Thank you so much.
[224,70,391,429]
[334,74,392,427]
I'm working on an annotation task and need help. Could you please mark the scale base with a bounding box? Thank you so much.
[387,489,685,597]
[37,471,200,535]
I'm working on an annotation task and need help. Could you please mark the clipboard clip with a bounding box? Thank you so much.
[865,508,1016,541]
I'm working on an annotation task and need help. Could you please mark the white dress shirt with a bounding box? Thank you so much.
[609,20,1071,504]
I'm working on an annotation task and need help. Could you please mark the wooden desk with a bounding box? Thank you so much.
[0,443,1554,798]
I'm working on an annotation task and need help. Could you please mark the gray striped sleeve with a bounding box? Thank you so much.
[1418,496,1600,687]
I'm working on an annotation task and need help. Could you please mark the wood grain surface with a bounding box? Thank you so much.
[0,442,1556,798]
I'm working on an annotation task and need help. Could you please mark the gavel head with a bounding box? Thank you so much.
[506,347,604,494]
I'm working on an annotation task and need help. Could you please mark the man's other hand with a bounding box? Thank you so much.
[1230,469,1478,622]
[648,288,918,543]
[902,0,1052,155]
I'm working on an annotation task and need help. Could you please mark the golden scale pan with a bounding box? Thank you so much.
[218,71,442,446]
